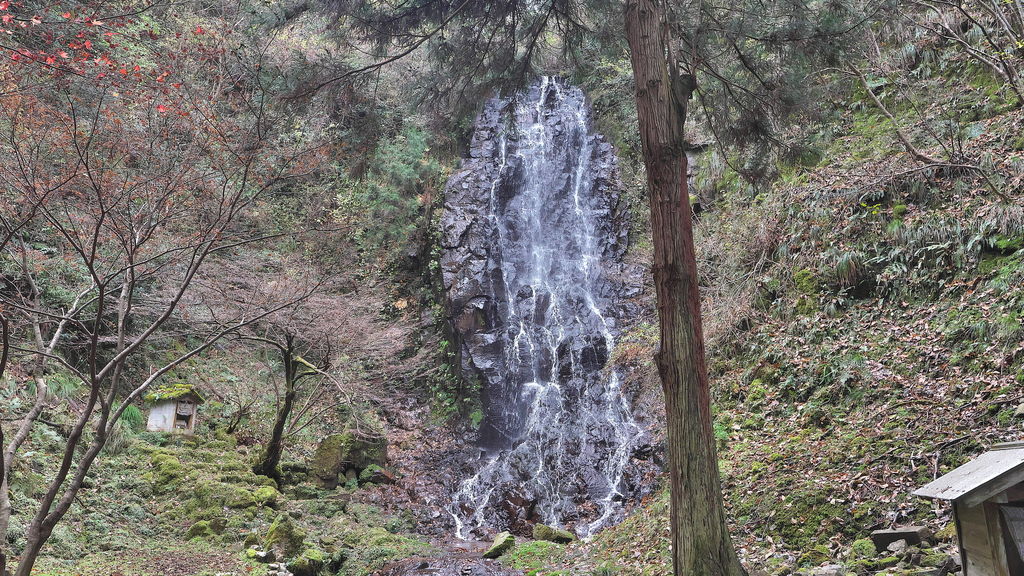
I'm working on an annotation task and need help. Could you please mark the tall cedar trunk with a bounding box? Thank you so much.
[253,340,297,484]
[624,1,745,575]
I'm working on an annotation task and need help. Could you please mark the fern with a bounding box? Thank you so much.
[47,372,82,400]
[120,405,144,432]
[833,250,867,288]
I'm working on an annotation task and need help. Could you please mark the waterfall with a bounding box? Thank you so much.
[441,78,643,540]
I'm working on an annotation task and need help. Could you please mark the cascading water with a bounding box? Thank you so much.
[440,78,645,539]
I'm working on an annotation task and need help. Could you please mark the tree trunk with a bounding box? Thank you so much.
[0,427,7,576]
[624,2,745,575]
[253,341,297,484]
[15,526,51,576]
[0,316,7,576]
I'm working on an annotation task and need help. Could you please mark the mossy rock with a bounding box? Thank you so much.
[149,452,184,488]
[793,268,819,295]
[359,464,383,484]
[185,520,216,540]
[850,538,876,559]
[532,523,575,544]
[289,482,328,500]
[254,485,281,508]
[310,431,387,488]
[191,449,225,464]
[218,471,262,485]
[205,439,232,451]
[483,531,514,559]
[245,547,277,563]
[188,479,256,510]
[225,486,256,509]
[358,464,396,486]
[287,548,326,576]
[266,513,306,557]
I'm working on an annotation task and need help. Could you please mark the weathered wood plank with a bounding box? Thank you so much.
[915,448,1024,503]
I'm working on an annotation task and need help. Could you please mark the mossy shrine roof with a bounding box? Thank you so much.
[914,441,1024,508]
[144,382,206,404]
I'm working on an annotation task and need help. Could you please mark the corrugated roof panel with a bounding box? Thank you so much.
[914,447,1024,502]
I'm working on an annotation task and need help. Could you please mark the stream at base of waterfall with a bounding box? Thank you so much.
[440,77,654,541]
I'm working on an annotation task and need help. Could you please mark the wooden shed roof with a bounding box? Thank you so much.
[914,442,1024,508]
[143,382,206,404]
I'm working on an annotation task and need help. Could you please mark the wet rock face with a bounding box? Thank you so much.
[440,78,646,539]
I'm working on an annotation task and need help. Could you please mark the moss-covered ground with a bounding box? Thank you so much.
[19,431,431,576]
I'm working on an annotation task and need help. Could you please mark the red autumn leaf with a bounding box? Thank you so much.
[156,104,168,113]
[195,25,204,35]
[62,12,71,18]
[0,1,9,10]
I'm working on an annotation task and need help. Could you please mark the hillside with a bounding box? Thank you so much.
[528,30,1024,575]
[2,1,1024,576]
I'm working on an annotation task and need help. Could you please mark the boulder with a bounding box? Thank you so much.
[482,532,515,559]
[359,464,397,485]
[265,514,306,557]
[532,524,575,544]
[870,526,930,552]
[887,539,909,554]
[850,538,876,559]
[254,485,281,508]
[921,551,958,572]
[185,520,216,540]
[287,548,326,576]
[310,432,387,488]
